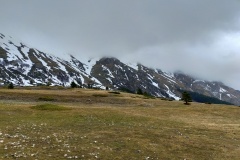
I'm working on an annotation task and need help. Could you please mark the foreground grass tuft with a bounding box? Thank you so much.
[30,104,71,111]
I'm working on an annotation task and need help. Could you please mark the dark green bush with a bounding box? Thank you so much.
[8,82,14,89]
[71,81,77,88]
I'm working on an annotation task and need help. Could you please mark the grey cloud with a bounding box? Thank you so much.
[0,0,240,89]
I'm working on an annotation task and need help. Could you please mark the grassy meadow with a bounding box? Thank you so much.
[0,87,239,159]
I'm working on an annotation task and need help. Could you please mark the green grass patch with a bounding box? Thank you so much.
[38,96,55,101]
[30,104,71,111]
[92,94,108,97]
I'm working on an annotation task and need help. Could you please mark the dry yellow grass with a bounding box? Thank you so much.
[0,87,240,159]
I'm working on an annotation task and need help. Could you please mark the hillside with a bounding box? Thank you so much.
[188,91,233,105]
[1,32,240,105]
[0,88,239,159]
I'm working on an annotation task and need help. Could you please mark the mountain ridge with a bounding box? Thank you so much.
[1,32,240,105]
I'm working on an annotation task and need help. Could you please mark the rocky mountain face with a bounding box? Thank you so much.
[1,33,240,105]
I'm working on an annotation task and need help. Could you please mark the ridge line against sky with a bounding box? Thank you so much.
[0,0,240,90]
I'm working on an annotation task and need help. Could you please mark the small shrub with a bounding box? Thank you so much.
[30,79,34,84]
[46,81,51,86]
[30,104,70,111]
[143,92,155,98]
[160,98,168,101]
[88,83,93,89]
[8,82,14,89]
[137,88,143,95]
[92,87,101,90]
[117,87,135,93]
[71,81,77,88]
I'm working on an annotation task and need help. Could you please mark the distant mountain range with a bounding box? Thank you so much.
[1,33,240,105]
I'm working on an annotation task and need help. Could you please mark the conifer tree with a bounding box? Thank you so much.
[71,81,77,88]
[137,88,143,95]
[8,82,14,89]
[181,91,192,105]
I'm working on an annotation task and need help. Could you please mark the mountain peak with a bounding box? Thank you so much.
[1,33,240,105]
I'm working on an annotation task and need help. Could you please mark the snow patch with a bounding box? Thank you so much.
[125,73,129,80]
[136,74,140,81]
[164,84,180,100]
[152,81,159,88]
[163,72,174,79]
[115,64,123,70]
[127,63,138,70]
[106,77,112,83]
[147,74,154,80]
[102,65,115,78]
[146,74,159,88]
[219,87,227,93]
[56,61,68,73]
[38,57,51,70]
[83,58,97,75]
[161,74,177,84]
[193,80,205,83]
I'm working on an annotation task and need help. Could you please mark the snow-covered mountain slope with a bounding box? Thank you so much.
[1,33,240,105]
[0,33,101,88]
[90,57,240,105]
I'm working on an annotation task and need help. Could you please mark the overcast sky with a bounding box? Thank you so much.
[0,0,240,90]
